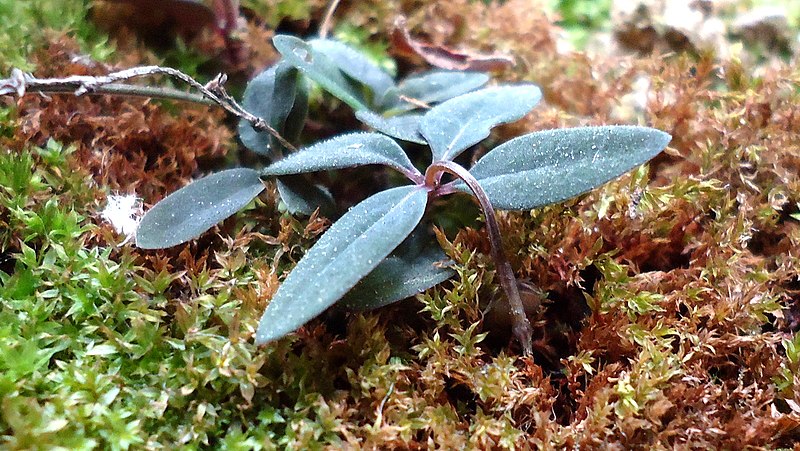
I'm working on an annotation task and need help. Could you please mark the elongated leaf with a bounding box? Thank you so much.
[463,126,671,210]
[136,168,264,249]
[381,70,489,113]
[255,185,428,344]
[238,63,307,158]
[309,39,395,104]
[276,175,335,217]
[282,71,310,147]
[420,85,542,162]
[261,132,419,177]
[355,110,426,145]
[238,65,278,156]
[273,35,368,111]
[341,245,454,311]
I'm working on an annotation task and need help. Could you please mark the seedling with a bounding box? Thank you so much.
[1,35,671,353]
[236,35,491,214]
[136,74,670,352]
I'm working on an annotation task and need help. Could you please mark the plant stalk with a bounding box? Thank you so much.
[426,161,533,355]
[0,66,296,152]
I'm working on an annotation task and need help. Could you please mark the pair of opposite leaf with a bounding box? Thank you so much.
[134,35,671,346]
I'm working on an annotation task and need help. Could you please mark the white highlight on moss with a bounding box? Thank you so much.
[101,193,142,245]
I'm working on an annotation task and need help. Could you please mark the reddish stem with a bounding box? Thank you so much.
[426,161,533,355]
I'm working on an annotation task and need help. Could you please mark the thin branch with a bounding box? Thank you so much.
[0,66,296,152]
[318,0,342,39]
[427,161,533,355]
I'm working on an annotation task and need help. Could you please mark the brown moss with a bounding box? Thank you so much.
[9,2,800,448]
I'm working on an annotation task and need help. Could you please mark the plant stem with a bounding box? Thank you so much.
[426,161,533,355]
[0,66,296,152]
[318,0,342,39]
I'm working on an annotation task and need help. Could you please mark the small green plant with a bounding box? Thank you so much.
[133,35,671,352]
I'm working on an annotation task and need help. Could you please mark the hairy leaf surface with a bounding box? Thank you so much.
[355,111,426,144]
[465,126,672,210]
[136,169,264,249]
[381,70,489,113]
[309,39,394,105]
[261,132,419,177]
[276,175,335,217]
[274,35,368,111]
[342,245,454,311]
[255,185,428,344]
[420,85,542,162]
[238,63,307,158]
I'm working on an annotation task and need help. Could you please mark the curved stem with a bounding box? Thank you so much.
[426,161,533,355]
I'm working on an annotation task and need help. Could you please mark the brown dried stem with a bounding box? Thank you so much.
[426,161,534,355]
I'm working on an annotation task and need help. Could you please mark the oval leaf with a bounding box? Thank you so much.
[273,35,368,111]
[341,246,454,311]
[309,38,395,104]
[276,175,335,217]
[238,65,277,156]
[136,168,265,249]
[255,185,429,344]
[381,70,489,113]
[238,63,307,158]
[465,126,672,210]
[420,85,542,162]
[355,110,426,145]
[261,132,419,178]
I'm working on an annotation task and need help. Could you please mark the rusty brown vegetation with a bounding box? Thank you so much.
[3,0,800,448]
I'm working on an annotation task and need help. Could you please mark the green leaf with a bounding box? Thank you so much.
[341,242,454,311]
[136,169,265,249]
[275,175,335,217]
[309,38,395,105]
[255,185,429,344]
[238,62,307,158]
[420,85,542,162]
[381,70,489,113]
[273,35,368,111]
[261,132,420,178]
[464,126,671,210]
[355,110,426,145]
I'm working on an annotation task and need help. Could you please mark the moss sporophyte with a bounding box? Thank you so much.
[1,34,671,354]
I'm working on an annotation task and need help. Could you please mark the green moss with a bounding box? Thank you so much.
[3,0,800,448]
[0,0,114,72]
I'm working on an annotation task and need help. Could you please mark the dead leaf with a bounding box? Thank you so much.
[390,16,514,72]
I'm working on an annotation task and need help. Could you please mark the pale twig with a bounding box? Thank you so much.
[0,66,296,152]
[318,0,342,39]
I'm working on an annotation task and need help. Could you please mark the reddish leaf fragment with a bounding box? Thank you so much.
[390,16,515,72]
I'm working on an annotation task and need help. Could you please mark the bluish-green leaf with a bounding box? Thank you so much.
[238,63,307,158]
[261,132,419,178]
[341,244,454,311]
[273,35,368,111]
[255,185,428,344]
[464,126,671,210]
[277,65,310,148]
[276,175,335,217]
[309,38,394,104]
[420,85,542,162]
[136,168,265,249]
[238,65,278,156]
[381,70,489,113]
[355,110,425,145]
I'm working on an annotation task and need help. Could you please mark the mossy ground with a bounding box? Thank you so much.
[2,0,800,449]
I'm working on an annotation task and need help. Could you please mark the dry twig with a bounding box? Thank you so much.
[0,65,295,151]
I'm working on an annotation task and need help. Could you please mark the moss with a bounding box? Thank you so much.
[0,0,114,72]
[3,0,800,448]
